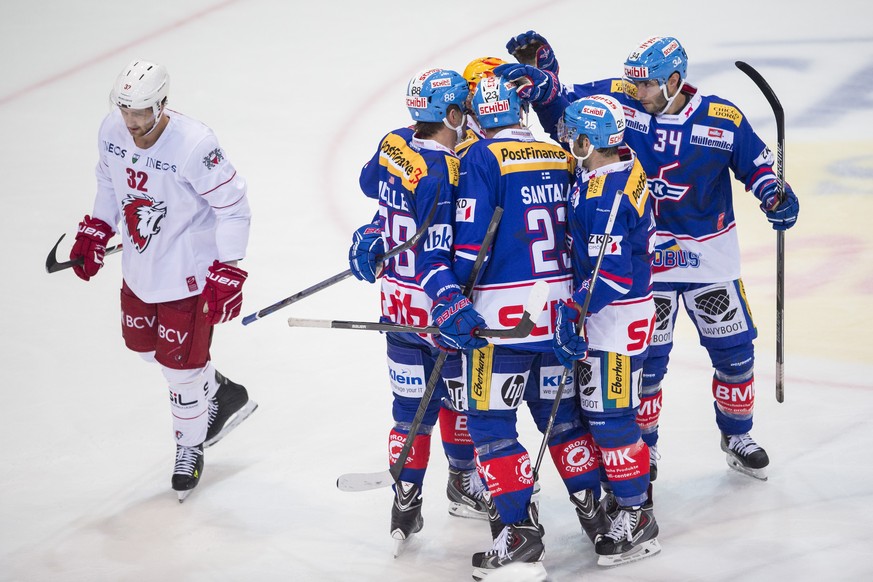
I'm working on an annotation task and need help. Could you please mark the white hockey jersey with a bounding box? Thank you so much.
[92,109,251,303]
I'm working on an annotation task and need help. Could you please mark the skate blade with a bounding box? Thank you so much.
[176,489,194,503]
[448,502,489,521]
[472,561,548,581]
[391,531,417,558]
[392,537,405,559]
[725,454,768,481]
[597,538,661,567]
[204,400,258,448]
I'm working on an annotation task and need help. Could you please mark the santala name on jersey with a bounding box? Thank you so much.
[455,129,575,351]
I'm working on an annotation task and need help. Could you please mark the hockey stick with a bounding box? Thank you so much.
[532,191,623,481]
[337,207,505,492]
[736,61,786,403]
[287,279,547,339]
[241,191,440,326]
[45,233,123,274]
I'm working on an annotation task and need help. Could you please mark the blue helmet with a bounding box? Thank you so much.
[560,95,626,149]
[472,75,522,129]
[406,68,469,123]
[623,36,688,86]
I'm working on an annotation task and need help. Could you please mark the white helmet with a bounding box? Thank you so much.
[110,60,169,119]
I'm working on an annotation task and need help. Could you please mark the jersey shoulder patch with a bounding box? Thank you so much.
[445,155,461,186]
[707,101,743,127]
[379,132,428,190]
[623,158,650,217]
[586,174,605,200]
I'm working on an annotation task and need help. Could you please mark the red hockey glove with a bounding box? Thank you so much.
[202,260,248,324]
[70,215,114,281]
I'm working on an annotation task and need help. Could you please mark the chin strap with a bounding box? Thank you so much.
[573,141,595,164]
[142,104,166,137]
[443,113,467,143]
[655,80,686,116]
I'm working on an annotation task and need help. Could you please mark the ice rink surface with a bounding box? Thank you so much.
[1,0,872,580]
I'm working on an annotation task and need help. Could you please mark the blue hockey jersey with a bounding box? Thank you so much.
[359,127,463,346]
[568,154,656,356]
[535,80,779,283]
[453,127,575,352]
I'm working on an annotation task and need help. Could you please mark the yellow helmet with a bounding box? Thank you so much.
[463,56,506,92]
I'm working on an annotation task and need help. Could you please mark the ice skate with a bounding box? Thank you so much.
[595,503,661,567]
[447,468,488,520]
[391,481,423,557]
[483,490,505,540]
[204,371,258,448]
[649,443,660,481]
[570,489,611,542]
[172,444,204,503]
[600,485,619,521]
[721,432,769,480]
[471,504,547,581]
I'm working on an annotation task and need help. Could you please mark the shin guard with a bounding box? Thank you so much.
[439,405,476,470]
[476,448,534,525]
[712,374,755,434]
[600,440,650,507]
[163,365,209,447]
[389,428,432,487]
[636,384,662,447]
[548,431,601,494]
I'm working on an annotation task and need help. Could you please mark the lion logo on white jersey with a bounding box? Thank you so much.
[122,192,167,253]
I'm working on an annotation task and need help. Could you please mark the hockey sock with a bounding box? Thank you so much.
[599,440,650,508]
[388,428,432,488]
[163,365,209,447]
[712,372,754,434]
[200,361,218,400]
[636,383,662,447]
[439,405,476,470]
[476,447,535,525]
[548,428,601,495]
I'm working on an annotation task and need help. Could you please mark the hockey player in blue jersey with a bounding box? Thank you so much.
[348,68,489,555]
[497,32,800,482]
[434,75,603,580]
[552,95,660,566]
[455,56,506,159]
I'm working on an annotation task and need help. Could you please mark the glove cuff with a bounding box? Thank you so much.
[78,215,114,242]
[209,260,248,282]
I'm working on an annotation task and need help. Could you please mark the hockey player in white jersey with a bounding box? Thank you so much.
[69,60,257,501]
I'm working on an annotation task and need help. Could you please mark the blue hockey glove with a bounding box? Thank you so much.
[553,301,587,369]
[493,63,559,105]
[432,292,488,351]
[348,223,384,283]
[505,30,559,74]
[759,181,799,231]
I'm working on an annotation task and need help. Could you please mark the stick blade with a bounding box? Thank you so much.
[525,280,550,319]
[287,317,332,329]
[336,470,394,492]
[45,234,67,273]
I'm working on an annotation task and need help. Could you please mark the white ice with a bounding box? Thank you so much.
[1,1,872,580]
